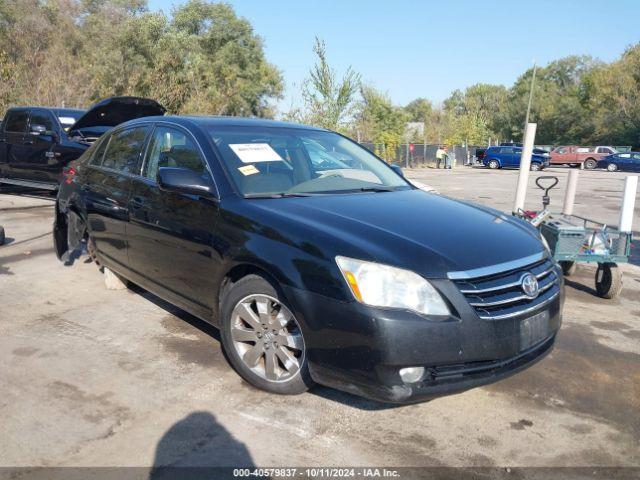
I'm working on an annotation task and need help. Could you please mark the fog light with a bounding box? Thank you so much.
[399,366,425,383]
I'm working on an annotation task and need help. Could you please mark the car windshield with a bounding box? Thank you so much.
[207,126,410,196]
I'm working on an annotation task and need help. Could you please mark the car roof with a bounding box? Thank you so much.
[5,106,86,115]
[124,115,327,132]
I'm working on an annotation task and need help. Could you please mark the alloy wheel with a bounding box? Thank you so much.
[230,294,305,383]
[607,163,617,172]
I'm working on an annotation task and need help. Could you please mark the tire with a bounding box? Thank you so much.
[584,158,597,170]
[595,263,623,299]
[488,160,500,169]
[530,162,542,172]
[606,163,618,172]
[87,235,102,269]
[0,225,5,246]
[560,261,577,276]
[220,274,313,395]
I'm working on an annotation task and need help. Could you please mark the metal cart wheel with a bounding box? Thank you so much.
[595,263,623,299]
[0,225,5,246]
[560,260,577,276]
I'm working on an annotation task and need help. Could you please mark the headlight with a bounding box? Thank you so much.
[335,256,450,316]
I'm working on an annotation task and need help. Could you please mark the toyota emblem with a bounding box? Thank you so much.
[520,273,539,298]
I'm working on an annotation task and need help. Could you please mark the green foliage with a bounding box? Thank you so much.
[357,85,408,161]
[0,0,283,116]
[285,37,360,131]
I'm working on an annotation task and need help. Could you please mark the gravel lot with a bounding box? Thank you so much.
[0,167,639,474]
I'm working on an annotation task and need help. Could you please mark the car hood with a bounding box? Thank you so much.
[68,96,166,132]
[246,189,545,278]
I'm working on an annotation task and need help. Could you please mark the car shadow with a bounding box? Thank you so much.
[149,411,256,479]
[563,278,599,297]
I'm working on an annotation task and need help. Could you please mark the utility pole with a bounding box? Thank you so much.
[524,62,537,132]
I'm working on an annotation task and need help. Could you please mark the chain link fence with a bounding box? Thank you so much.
[360,143,482,168]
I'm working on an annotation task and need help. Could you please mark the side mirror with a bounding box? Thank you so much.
[390,164,405,178]
[157,167,215,197]
[30,124,46,135]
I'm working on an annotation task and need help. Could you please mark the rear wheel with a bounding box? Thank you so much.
[220,274,313,395]
[606,163,618,172]
[584,158,597,170]
[488,160,500,169]
[595,263,623,299]
[530,162,542,171]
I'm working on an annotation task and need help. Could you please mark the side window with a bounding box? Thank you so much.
[4,110,29,133]
[102,126,150,174]
[143,126,207,181]
[556,147,566,154]
[90,136,111,166]
[500,147,514,154]
[29,110,55,132]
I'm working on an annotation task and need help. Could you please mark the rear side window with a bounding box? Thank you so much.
[102,126,150,174]
[4,110,29,133]
[500,147,514,154]
[29,110,55,132]
[143,126,207,181]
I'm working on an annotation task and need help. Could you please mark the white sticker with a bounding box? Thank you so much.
[238,165,259,176]
[58,116,76,125]
[229,143,283,163]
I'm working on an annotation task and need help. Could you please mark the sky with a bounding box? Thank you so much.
[147,0,640,109]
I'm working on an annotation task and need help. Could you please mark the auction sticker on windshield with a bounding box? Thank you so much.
[230,143,283,163]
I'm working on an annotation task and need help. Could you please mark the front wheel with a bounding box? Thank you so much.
[584,158,597,170]
[530,162,542,171]
[606,163,618,172]
[220,274,313,395]
[488,160,500,169]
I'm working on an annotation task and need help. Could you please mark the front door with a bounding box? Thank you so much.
[127,124,221,316]
[84,125,150,269]
[21,109,59,183]
[0,109,30,179]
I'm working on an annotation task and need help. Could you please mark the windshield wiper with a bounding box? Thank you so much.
[356,186,396,193]
[244,192,316,199]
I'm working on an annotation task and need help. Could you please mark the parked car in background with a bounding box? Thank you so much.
[549,145,617,169]
[0,97,165,190]
[597,152,640,172]
[483,146,550,171]
[54,116,563,403]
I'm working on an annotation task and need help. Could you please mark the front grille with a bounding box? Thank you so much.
[453,256,560,320]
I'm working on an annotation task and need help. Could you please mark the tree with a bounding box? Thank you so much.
[356,85,408,161]
[583,44,640,147]
[285,37,360,131]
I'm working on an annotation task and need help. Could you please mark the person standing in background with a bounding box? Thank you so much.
[436,146,446,169]
[443,145,451,168]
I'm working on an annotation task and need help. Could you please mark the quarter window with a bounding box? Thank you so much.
[102,126,150,174]
[4,110,29,133]
[90,136,111,166]
[143,126,207,181]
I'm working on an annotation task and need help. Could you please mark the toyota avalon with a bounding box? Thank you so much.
[54,116,564,403]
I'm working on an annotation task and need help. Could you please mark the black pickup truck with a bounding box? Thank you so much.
[0,96,165,190]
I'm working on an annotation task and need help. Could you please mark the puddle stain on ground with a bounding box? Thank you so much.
[157,314,223,368]
[486,323,640,438]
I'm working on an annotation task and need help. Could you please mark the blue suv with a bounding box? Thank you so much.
[483,146,550,171]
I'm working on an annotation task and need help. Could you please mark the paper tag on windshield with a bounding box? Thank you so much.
[238,165,259,176]
[58,116,76,125]
[230,143,283,163]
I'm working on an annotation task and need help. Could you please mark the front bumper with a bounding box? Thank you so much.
[282,276,563,404]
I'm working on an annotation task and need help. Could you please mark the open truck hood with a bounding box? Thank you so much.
[69,96,166,133]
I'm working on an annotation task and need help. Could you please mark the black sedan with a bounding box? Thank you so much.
[54,116,563,403]
[597,152,640,172]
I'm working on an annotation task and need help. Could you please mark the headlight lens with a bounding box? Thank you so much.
[335,256,450,316]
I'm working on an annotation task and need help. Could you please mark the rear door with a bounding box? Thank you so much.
[19,109,60,182]
[500,147,516,167]
[0,109,30,179]
[127,124,220,316]
[83,125,150,269]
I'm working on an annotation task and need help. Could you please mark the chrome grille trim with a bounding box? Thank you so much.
[452,256,560,321]
[477,291,559,320]
[447,251,547,280]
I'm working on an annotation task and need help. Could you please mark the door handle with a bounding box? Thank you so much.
[130,196,146,208]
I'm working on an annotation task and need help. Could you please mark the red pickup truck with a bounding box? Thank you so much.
[550,146,617,169]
